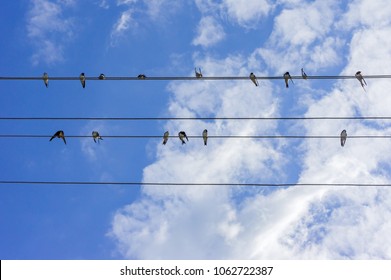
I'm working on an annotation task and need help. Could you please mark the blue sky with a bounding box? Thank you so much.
[1,0,391,259]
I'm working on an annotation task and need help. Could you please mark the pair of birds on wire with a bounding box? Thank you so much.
[43,72,87,88]
[163,129,208,146]
[249,71,297,88]
[49,130,102,144]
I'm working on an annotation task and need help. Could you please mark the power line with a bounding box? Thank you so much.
[0,180,390,187]
[1,116,391,121]
[0,134,389,139]
[1,74,391,81]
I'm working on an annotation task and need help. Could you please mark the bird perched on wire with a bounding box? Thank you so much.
[202,129,208,146]
[137,74,146,79]
[92,131,103,143]
[162,131,169,145]
[50,130,66,144]
[98,74,105,80]
[283,72,294,88]
[249,72,259,86]
[340,129,347,147]
[80,73,86,88]
[301,68,308,80]
[195,68,203,78]
[178,131,188,145]
[355,71,367,91]
[43,72,49,88]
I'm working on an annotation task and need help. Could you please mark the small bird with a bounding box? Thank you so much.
[178,131,188,145]
[283,72,293,88]
[50,130,66,144]
[162,131,169,145]
[195,68,203,78]
[355,71,367,91]
[301,68,308,80]
[340,129,347,147]
[202,129,208,146]
[249,72,259,86]
[43,72,49,88]
[98,74,105,80]
[80,73,86,88]
[92,131,103,143]
[137,74,146,79]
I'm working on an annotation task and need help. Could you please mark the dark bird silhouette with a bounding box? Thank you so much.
[202,129,208,146]
[283,72,293,88]
[249,72,259,86]
[162,131,169,145]
[195,68,203,78]
[301,68,308,80]
[43,72,49,88]
[137,74,146,79]
[355,71,367,91]
[92,131,103,143]
[50,130,66,144]
[80,73,86,88]
[178,131,188,145]
[340,129,347,147]
[98,74,105,80]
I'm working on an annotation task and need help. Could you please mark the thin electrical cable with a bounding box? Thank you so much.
[1,74,391,81]
[1,116,391,121]
[0,180,390,187]
[0,134,390,139]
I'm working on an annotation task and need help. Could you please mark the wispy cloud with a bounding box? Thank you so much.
[110,0,182,44]
[26,0,75,65]
[192,16,226,47]
[110,9,137,44]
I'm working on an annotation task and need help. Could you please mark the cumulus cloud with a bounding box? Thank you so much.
[109,0,391,259]
[258,0,343,72]
[26,0,75,65]
[222,0,274,28]
[192,16,226,47]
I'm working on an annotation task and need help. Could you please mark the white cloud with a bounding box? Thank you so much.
[109,0,391,259]
[111,0,181,44]
[111,9,137,39]
[222,0,274,28]
[192,16,226,47]
[258,0,342,72]
[26,0,75,65]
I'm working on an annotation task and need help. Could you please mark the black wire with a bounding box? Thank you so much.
[0,135,389,139]
[1,74,391,81]
[0,180,390,187]
[1,116,391,121]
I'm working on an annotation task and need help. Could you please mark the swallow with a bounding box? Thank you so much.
[249,72,259,86]
[92,131,103,143]
[43,72,49,88]
[301,68,307,80]
[50,130,66,144]
[283,72,293,88]
[195,68,203,78]
[137,74,146,79]
[340,129,347,147]
[162,131,169,145]
[80,73,86,88]
[202,129,208,146]
[178,131,188,145]
[98,74,105,80]
[355,71,367,91]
